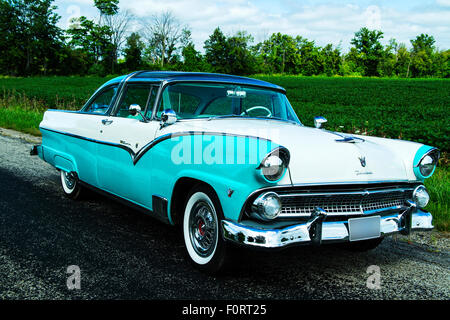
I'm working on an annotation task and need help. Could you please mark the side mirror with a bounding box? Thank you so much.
[314,116,327,129]
[160,109,177,127]
[129,104,148,122]
[129,104,142,116]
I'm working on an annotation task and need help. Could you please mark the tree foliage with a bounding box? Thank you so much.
[123,32,144,71]
[0,2,448,78]
[94,0,118,16]
[350,27,384,76]
[66,16,113,75]
[143,11,183,67]
[0,0,64,75]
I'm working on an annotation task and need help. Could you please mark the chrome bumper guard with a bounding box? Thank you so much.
[222,203,433,248]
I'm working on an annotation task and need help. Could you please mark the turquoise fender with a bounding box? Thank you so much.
[40,130,78,173]
[146,134,281,223]
[40,128,98,186]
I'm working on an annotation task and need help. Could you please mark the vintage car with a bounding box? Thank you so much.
[32,71,439,273]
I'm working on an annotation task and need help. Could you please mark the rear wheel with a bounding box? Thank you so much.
[60,170,83,200]
[183,185,228,273]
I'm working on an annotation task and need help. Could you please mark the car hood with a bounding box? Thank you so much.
[160,119,409,184]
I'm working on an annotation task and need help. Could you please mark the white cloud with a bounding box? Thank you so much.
[55,0,450,51]
[436,0,450,7]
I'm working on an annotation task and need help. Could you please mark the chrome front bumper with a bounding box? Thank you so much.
[222,207,433,248]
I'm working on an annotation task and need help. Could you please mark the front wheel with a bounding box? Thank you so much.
[60,170,83,200]
[183,185,228,273]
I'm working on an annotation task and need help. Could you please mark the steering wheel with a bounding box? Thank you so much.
[240,106,272,117]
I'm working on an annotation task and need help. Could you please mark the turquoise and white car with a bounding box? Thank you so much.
[32,71,440,273]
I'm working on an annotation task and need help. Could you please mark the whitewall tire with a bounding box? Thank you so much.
[60,170,83,200]
[183,185,228,273]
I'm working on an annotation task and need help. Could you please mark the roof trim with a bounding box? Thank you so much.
[116,71,286,93]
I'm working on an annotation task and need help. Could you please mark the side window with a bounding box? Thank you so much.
[116,84,153,118]
[84,85,118,114]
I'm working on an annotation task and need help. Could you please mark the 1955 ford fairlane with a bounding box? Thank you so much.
[31,71,440,273]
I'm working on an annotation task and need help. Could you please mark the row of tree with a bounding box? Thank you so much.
[0,0,448,78]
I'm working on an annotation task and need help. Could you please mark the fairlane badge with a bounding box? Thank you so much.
[355,170,373,175]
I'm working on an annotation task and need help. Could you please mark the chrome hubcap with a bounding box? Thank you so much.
[189,201,217,257]
[63,171,76,190]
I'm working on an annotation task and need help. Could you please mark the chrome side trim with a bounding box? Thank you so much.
[39,127,276,166]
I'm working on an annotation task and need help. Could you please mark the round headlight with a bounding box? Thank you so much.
[416,148,440,179]
[251,192,282,220]
[419,155,436,177]
[258,148,290,182]
[261,155,285,180]
[413,185,430,208]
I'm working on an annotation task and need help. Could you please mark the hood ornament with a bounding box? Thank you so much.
[359,156,367,167]
[335,136,365,143]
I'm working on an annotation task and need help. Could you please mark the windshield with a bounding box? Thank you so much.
[156,83,301,124]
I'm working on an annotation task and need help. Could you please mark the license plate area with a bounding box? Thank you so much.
[348,216,381,242]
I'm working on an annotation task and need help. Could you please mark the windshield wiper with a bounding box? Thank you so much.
[207,115,242,120]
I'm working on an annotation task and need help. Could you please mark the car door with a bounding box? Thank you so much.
[96,83,160,207]
[71,83,119,187]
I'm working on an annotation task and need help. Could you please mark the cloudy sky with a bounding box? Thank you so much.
[55,0,450,52]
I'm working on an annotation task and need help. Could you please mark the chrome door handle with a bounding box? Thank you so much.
[102,119,113,125]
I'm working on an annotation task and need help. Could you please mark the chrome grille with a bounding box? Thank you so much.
[280,189,413,217]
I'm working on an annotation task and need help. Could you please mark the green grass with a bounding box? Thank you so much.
[0,90,45,135]
[0,75,448,230]
[0,107,43,136]
[424,166,450,231]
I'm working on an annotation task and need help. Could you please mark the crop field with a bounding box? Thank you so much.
[0,76,112,110]
[255,75,450,153]
[0,75,448,230]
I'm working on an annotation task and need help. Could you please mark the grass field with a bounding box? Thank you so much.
[0,75,448,230]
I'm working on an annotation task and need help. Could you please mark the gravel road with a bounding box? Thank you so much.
[0,128,449,300]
